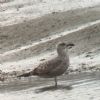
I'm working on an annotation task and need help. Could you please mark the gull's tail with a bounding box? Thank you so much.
[17,72,31,77]
[17,69,38,78]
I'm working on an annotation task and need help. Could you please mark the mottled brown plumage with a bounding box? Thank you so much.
[18,42,74,87]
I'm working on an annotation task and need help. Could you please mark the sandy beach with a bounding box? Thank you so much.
[0,0,100,100]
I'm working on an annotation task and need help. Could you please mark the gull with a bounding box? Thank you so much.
[17,42,74,87]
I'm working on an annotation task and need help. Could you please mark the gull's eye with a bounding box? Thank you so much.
[60,43,66,46]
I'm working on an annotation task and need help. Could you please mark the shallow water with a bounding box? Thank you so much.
[0,72,100,100]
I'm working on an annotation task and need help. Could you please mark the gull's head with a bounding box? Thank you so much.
[57,42,74,57]
[57,42,74,50]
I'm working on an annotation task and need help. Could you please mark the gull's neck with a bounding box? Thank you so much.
[57,48,69,59]
[57,47,70,66]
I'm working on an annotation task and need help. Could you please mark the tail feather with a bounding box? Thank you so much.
[17,68,38,78]
[17,70,35,78]
[17,72,31,77]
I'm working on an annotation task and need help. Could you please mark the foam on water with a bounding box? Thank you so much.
[0,0,100,26]
[0,20,100,72]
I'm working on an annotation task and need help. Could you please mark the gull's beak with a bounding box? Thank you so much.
[66,43,75,49]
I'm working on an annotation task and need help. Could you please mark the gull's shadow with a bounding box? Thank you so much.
[35,85,73,93]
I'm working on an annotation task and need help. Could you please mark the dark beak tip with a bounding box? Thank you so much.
[67,43,75,47]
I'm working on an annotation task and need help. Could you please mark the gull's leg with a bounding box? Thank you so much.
[54,77,57,87]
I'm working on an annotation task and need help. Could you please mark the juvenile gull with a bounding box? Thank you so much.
[18,42,74,87]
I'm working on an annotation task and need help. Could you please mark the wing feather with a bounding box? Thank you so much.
[34,57,62,75]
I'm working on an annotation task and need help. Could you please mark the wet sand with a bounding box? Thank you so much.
[0,72,100,100]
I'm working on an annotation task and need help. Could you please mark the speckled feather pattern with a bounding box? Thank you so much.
[32,57,68,77]
[18,43,71,78]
